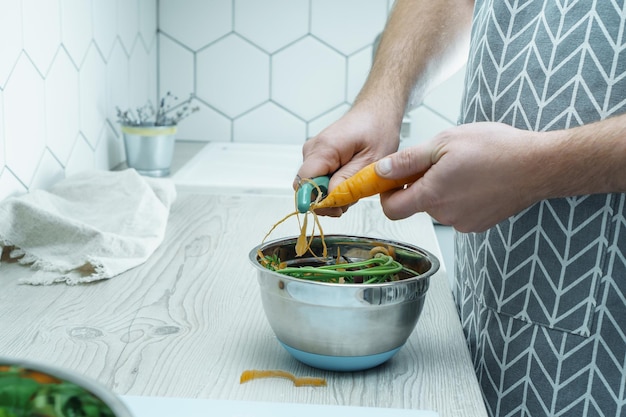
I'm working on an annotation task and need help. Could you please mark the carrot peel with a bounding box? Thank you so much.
[239,369,326,387]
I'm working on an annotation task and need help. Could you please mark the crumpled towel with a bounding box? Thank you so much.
[0,169,176,285]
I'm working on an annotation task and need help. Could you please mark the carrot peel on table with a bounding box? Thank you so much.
[311,162,423,210]
[240,369,327,387]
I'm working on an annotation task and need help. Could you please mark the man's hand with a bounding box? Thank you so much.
[294,105,401,216]
[377,122,545,232]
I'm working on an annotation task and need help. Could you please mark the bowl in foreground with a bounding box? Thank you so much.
[249,234,440,371]
[0,356,132,416]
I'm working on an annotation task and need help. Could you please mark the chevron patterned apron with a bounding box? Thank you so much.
[455,1,626,416]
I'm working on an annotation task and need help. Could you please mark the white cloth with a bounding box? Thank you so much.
[0,169,176,285]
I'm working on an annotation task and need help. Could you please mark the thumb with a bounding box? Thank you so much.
[374,144,434,181]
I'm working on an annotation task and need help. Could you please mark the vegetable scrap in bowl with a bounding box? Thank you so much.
[258,244,420,284]
[258,177,421,284]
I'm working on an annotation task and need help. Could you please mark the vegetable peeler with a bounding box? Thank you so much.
[296,176,329,213]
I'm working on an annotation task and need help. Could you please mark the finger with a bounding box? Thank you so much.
[379,173,439,220]
[374,142,438,181]
[380,180,426,220]
[294,145,342,190]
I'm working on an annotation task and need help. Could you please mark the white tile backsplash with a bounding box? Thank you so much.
[116,0,141,54]
[0,1,23,89]
[310,0,388,55]
[233,102,306,144]
[0,0,157,196]
[307,104,350,138]
[234,0,309,53]
[79,44,108,148]
[196,34,270,118]
[159,0,463,145]
[0,89,4,167]
[23,0,61,75]
[272,37,346,120]
[347,46,373,102]
[45,48,80,165]
[423,67,466,124]
[92,1,117,59]
[60,0,93,67]
[158,35,195,102]
[0,0,465,199]
[4,54,46,187]
[159,0,232,51]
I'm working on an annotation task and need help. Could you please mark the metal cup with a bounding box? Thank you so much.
[121,124,177,177]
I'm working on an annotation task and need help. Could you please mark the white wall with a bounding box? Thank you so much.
[0,0,157,199]
[159,0,465,146]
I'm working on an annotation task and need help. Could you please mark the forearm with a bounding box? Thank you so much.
[356,0,474,126]
[532,114,626,199]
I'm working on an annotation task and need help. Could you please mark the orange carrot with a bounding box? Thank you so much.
[312,162,423,209]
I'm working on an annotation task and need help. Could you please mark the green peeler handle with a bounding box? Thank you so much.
[296,176,330,213]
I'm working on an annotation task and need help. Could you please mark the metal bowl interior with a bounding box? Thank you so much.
[249,234,440,371]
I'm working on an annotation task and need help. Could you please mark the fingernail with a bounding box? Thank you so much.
[377,158,392,176]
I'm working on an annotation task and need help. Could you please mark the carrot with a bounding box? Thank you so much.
[312,162,423,210]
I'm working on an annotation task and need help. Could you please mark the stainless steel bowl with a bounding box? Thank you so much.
[249,234,439,371]
[0,356,133,416]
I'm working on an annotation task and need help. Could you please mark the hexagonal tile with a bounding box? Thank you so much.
[23,0,61,75]
[29,150,65,190]
[93,0,117,59]
[107,41,130,125]
[234,102,306,143]
[117,0,140,54]
[0,169,27,200]
[139,0,158,48]
[404,106,456,149]
[160,0,232,51]
[60,0,93,67]
[197,34,270,118]
[234,0,308,53]
[0,89,4,167]
[95,125,125,170]
[272,36,345,120]
[159,34,194,107]
[175,102,231,141]
[422,66,466,123]
[46,48,80,165]
[311,0,387,55]
[0,0,22,88]
[4,54,46,187]
[129,41,157,112]
[79,44,107,148]
[67,135,97,176]
[347,46,372,103]
[307,104,349,138]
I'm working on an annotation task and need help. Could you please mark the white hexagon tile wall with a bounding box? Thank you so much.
[0,0,465,199]
[0,0,157,199]
[161,0,393,143]
[159,0,464,146]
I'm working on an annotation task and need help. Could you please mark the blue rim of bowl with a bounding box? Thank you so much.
[279,341,401,372]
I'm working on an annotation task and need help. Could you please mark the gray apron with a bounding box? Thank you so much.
[456,1,626,416]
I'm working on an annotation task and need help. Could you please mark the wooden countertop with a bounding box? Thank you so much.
[0,190,487,417]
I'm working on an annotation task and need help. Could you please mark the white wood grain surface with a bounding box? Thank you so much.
[0,192,487,417]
